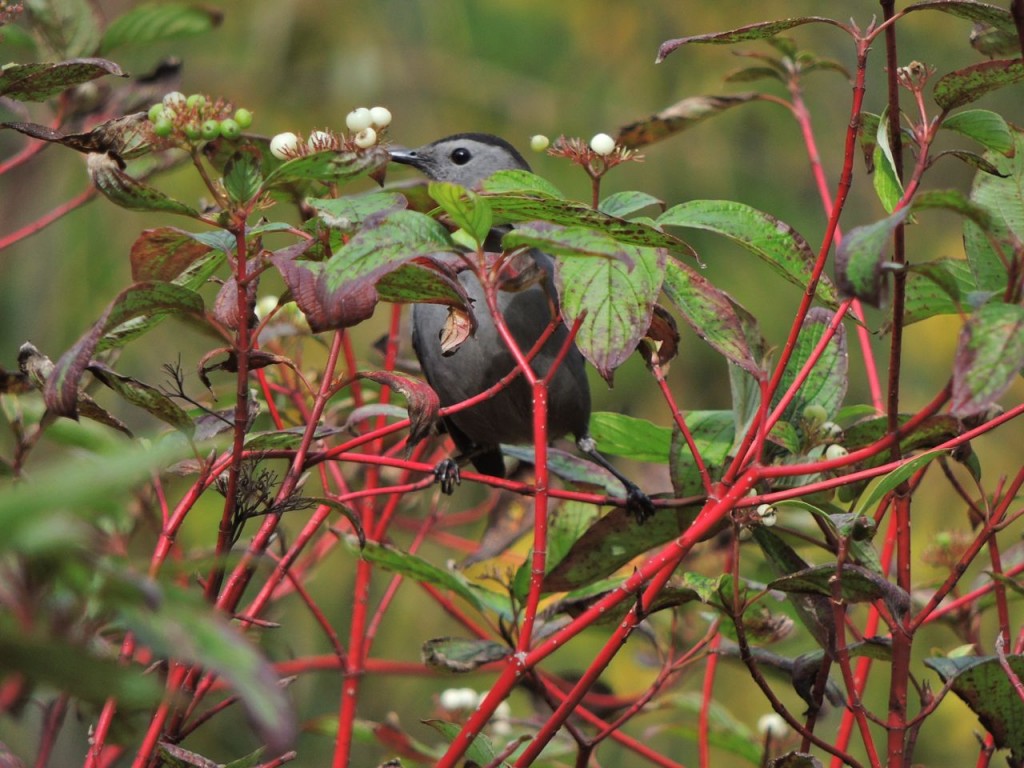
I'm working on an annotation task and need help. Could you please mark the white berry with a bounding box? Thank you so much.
[757,713,789,738]
[530,134,550,152]
[162,91,186,109]
[307,130,333,150]
[346,107,373,132]
[755,504,777,527]
[353,126,377,148]
[269,132,300,159]
[589,132,616,156]
[439,687,479,711]
[825,444,849,461]
[369,106,392,128]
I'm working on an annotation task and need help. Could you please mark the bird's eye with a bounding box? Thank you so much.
[450,147,472,165]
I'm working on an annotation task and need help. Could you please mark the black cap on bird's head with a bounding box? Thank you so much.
[388,132,530,186]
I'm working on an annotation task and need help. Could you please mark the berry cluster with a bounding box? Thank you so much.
[268,105,392,160]
[147,91,253,143]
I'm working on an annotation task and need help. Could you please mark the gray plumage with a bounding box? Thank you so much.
[390,133,653,520]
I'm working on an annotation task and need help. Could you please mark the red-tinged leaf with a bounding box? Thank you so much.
[86,363,193,435]
[373,260,471,307]
[951,303,1024,418]
[616,93,762,148]
[638,304,681,370]
[657,18,843,62]
[835,208,910,306]
[502,221,636,267]
[3,113,154,160]
[44,283,205,418]
[661,258,762,376]
[556,245,665,382]
[309,191,408,233]
[658,200,836,305]
[270,251,378,333]
[359,370,440,446]
[100,3,224,54]
[0,58,125,101]
[130,227,216,281]
[197,349,302,392]
[769,563,911,619]
[372,716,438,763]
[214,263,259,330]
[933,58,1024,111]
[87,152,200,217]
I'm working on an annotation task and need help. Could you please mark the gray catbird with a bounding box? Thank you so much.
[390,133,653,521]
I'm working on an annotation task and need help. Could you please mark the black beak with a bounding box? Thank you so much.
[388,147,423,168]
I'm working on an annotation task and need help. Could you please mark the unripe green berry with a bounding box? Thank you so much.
[186,93,206,109]
[590,132,616,156]
[201,119,221,140]
[802,403,828,428]
[233,108,253,129]
[152,118,173,138]
[183,122,201,140]
[530,134,550,152]
[346,107,373,132]
[148,102,167,123]
[269,132,300,159]
[219,118,241,140]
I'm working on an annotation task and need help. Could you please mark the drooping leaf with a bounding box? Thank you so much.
[925,654,1024,764]
[3,112,155,160]
[662,258,763,376]
[421,637,509,673]
[129,227,216,282]
[933,58,1024,111]
[100,2,223,53]
[44,282,205,418]
[616,93,762,148]
[588,412,672,463]
[87,363,194,435]
[873,111,904,213]
[911,188,992,229]
[835,208,910,306]
[657,18,844,62]
[554,244,665,381]
[0,57,125,101]
[87,152,201,218]
[358,370,440,446]
[951,302,1024,418]
[941,109,1014,154]
[657,200,836,305]
[769,563,910,620]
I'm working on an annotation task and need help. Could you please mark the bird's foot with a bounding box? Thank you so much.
[433,459,461,495]
[625,483,656,525]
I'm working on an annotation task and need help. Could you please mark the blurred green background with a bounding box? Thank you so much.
[2,1,1023,765]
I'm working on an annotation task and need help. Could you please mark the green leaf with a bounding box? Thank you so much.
[0,58,125,101]
[428,181,493,245]
[853,450,945,516]
[588,412,672,463]
[322,209,458,290]
[835,208,910,306]
[963,128,1024,292]
[657,17,843,61]
[662,258,763,376]
[129,227,217,282]
[925,654,1024,763]
[100,2,223,53]
[87,153,201,218]
[308,191,408,233]
[224,150,263,204]
[769,563,910,619]
[598,190,663,217]
[905,1,1015,30]
[658,693,761,766]
[479,168,564,198]
[0,619,163,708]
[901,258,976,325]
[657,200,836,305]
[423,720,505,767]
[87,363,194,435]
[554,243,665,380]
[873,112,904,213]
[942,109,1013,154]
[951,302,1024,418]
[24,0,102,58]
[934,58,1024,111]
[773,308,848,424]
[911,188,991,229]
[122,583,296,755]
[669,410,736,497]
[421,637,510,672]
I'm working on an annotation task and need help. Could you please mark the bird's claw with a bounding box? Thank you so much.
[626,485,655,525]
[434,459,461,495]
